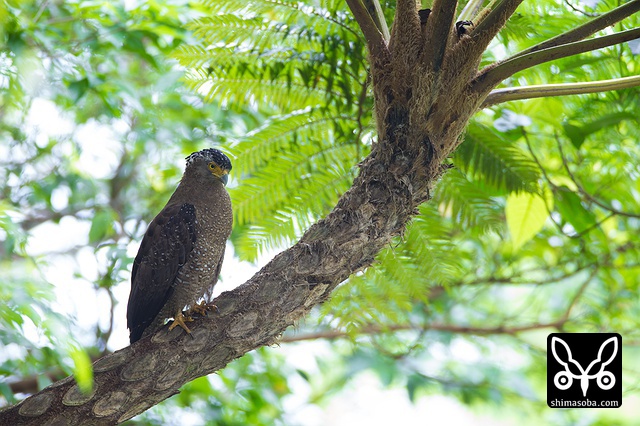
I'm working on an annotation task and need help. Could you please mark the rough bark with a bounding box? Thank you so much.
[2,1,638,424]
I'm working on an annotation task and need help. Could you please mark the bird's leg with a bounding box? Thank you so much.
[188,301,211,317]
[168,310,194,334]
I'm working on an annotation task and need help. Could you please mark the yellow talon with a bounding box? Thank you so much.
[168,311,193,334]
[189,301,211,316]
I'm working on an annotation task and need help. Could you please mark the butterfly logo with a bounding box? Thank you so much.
[551,336,617,397]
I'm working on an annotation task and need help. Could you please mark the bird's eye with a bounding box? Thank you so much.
[208,162,216,170]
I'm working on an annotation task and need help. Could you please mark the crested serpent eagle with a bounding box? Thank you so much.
[127,149,233,343]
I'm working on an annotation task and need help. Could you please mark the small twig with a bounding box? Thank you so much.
[556,134,640,218]
[33,0,50,23]
[370,327,428,360]
[465,260,598,287]
[281,321,566,343]
[97,286,118,355]
[558,266,599,325]
[569,213,614,239]
[563,0,599,18]
[20,206,95,231]
[521,129,565,227]
[524,130,637,236]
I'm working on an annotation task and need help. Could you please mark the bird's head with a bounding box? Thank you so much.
[185,148,232,186]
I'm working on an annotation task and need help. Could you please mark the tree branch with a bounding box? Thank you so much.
[458,0,485,22]
[481,74,640,107]
[19,204,97,230]
[3,2,637,424]
[281,320,567,343]
[388,0,422,63]
[467,0,525,55]
[512,0,640,59]
[345,0,388,58]
[563,0,599,18]
[421,0,459,73]
[442,0,523,98]
[363,0,390,40]
[473,27,640,94]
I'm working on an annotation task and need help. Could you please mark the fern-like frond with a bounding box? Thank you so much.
[182,0,371,260]
[225,109,363,260]
[454,122,541,193]
[323,204,469,328]
[433,169,505,231]
[402,204,469,285]
[185,71,334,111]
[188,15,322,53]
[179,1,367,112]
[231,136,357,225]
[197,0,361,41]
[228,110,357,177]
[230,142,359,260]
[175,45,336,74]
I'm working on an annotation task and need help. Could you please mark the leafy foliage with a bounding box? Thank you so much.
[175,0,371,261]
[454,122,541,193]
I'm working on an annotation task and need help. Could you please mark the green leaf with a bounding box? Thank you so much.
[406,374,424,403]
[89,209,115,244]
[506,191,549,251]
[562,122,585,150]
[0,382,16,404]
[67,78,90,102]
[434,170,504,231]
[69,345,93,394]
[455,122,540,193]
[563,112,637,149]
[554,186,597,234]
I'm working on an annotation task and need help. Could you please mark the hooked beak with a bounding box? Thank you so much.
[220,173,229,186]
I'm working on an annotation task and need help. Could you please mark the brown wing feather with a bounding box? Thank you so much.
[127,203,197,343]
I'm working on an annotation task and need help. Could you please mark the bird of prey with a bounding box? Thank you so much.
[127,148,233,343]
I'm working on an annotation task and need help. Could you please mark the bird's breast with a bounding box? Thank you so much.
[172,191,232,304]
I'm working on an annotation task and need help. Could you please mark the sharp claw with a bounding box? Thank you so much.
[189,301,211,317]
[206,302,219,314]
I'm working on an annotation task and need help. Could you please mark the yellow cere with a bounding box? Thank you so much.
[208,162,227,177]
